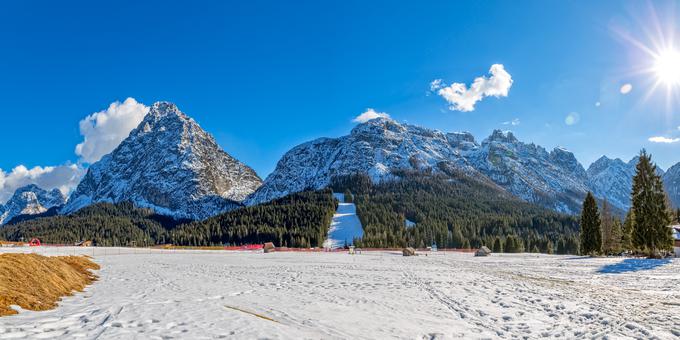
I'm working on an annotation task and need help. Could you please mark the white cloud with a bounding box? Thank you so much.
[677,125,680,131]
[595,101,601,107]
[352,108,391,123]
[502,118,520,126]
[620,83,632,94]
[430,79,443,91]
[565,112,580,126]
[648,136,680,143]
[0,164,85,203]
[434,64,513,112]
[75,98,149,163]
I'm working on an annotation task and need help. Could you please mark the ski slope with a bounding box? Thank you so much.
[326,193,364,248]
[1,247,679,339]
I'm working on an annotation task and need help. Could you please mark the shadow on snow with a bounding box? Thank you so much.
[597,258,672,274]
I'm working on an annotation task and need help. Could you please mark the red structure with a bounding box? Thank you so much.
[28,238,41,247]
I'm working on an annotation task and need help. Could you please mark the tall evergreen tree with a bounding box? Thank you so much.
[631,150,673,257]
[343,189,353,203]
[621,210,634,252]
[579,192,602,255]
[492,237,503,253]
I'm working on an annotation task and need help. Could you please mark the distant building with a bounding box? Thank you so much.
[671,225,680,257]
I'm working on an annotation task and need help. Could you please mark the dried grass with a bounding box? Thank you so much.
[0,253,100,316]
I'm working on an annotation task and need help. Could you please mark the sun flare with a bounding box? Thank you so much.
[653,49,680,86]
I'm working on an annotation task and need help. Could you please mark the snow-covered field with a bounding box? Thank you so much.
[1,247,679,339]
[326,193,363,248]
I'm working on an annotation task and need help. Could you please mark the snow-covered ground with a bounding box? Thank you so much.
[326,193,363,248]
[1,247,680,339]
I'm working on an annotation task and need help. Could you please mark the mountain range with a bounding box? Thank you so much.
[1,102,678,225]
[248,117,680,214]
[0,184,65,225]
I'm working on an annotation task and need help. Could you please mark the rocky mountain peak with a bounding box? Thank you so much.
[550,147,586,177]
[350,117,406,138]
[62,101,262,220]
[0,184,66,225]
[486,129,518,144]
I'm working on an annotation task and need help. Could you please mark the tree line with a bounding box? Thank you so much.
[0,190,336,248]
[330,170,580,254]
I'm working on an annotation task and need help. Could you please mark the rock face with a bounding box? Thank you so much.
[247,118,592,214]
[663,162,680,209]
[586,156,639,211]
[0,185,66,225]
[62,102,262,220]
[245,118,477,205]
[587,156,669,211]
[468,131,589,213]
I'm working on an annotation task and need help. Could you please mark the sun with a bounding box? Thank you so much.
[653,49,680,86]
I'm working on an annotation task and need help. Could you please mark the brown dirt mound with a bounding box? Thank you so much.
[0,253,100,316]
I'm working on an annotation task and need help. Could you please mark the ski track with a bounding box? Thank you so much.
[0,247,679,339]
[326,193,363,248]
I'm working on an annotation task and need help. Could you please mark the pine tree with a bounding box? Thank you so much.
[343,189,353,203]
[579,192,602,255]
[608,219,622,255]
[546,240,554,254]
[631,150,673,258]
[600,199,614,254]
[621,210,634,252]
[492,237,503,253]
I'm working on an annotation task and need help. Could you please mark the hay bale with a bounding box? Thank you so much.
[402,247,416,256]
[475,246,492,257]
[263,242,276,253]
[0,253,99,316]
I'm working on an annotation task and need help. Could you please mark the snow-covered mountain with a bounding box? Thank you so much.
[586,156,637,211]
[663,162,680,209]
[62,102,262,220]
[587,156,669,211]
[247,118,591,213]
[245,118,477,205]
[0,184,66,225]
[467,131,589,213]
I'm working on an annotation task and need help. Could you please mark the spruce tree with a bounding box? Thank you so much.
[631,150,673,257]
[621,210,634,252]
[609,219,622,255]
[600,199,614,254]
[343,189,353,203]
[546,240,554,254]
[492,237,502,253]
[579,192,602,255]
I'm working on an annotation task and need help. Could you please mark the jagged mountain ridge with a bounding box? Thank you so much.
[247,118,593,213]
[663,163,680,209]
[62,102,262,220]
[0,184,66,225]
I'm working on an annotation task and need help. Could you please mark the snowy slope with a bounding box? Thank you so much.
[325,193,363,248]
[586,156,638,210]
[1,248,679,339]
[0,184,65,225]
[62,102,262,220]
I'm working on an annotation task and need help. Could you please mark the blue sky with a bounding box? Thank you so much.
[1,0,680,199]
